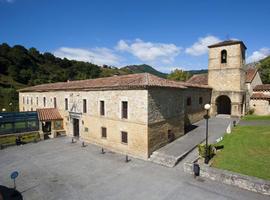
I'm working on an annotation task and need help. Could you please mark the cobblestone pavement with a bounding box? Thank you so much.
[0,137,267,200]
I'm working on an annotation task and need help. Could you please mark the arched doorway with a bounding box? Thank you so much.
[216,95,231,115]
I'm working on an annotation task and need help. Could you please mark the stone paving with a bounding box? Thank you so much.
[238,120,270,126]
[149,117,238,167]
[0,137,267,200]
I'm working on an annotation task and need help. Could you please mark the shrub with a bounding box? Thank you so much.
[248,108,255,115]
[198,144,216,158]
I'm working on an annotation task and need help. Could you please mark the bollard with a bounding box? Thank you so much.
[101,148,105,154]
[233,120,236,127]
[193,162,200,178]
[71,137,75,143]
[81,141,86,147]
[125,155,129,163]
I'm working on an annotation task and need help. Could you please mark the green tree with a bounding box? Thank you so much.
[167,69,191,81]
[259,56,270,84]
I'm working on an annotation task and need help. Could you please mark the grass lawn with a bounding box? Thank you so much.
[242,115,270,120]
[212,125,270,180]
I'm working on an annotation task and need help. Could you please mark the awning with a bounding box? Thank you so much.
[36,108,63,121]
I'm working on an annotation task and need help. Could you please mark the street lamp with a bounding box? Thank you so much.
[204,103,211,164]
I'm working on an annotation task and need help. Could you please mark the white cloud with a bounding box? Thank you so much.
[185,35,221,56]
[247,48,270,63]
[116,39,181,64]
[54,47,121,66]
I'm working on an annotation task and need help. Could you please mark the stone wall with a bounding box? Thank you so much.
[19,90,149,159]
[208,43,246,92]
[210,90,246,117]
[207,43,248,117]
[147,88,185,154]
[249,72,262,95]
[184,162,270,195]
[250,99,270,115]
[184,88,212,125]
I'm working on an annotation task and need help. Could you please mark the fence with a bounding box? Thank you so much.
[0,112,39,135]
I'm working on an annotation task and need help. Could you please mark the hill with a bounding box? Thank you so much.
[0,43,132,111]
[258,56,270,84]
[121,64,167,78]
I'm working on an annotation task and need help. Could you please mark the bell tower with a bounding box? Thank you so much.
[208,40,247,116]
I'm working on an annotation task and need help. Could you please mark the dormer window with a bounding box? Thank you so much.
[221,49,227,63]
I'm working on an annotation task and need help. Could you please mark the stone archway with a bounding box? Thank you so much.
[216,95,231,115]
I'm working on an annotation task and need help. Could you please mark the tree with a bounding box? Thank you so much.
[259,56,270,84]
[167,69,191,81]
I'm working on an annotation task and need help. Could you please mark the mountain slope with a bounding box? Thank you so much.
[121,64,167,78]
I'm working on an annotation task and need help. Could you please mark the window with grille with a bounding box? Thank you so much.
[100,101,105,116]
[101,127,107,138]
[54,97,57,108]
[83,99,87,113]
[65,98,68,110]
[199,97,203,105]
[187,97,192,106]
[121,131,128,144]
[121,101,128,119]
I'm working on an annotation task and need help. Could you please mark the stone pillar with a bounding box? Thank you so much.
[39,121,44,140]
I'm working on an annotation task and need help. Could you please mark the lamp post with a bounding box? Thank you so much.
[204,104,211,164]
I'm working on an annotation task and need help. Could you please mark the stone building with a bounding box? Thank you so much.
[18,39,270,159]
[250,84,270,115]
[188,40,269,117]
[18,73,211,159]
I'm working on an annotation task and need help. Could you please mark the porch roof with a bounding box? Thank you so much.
[37,108,63,121]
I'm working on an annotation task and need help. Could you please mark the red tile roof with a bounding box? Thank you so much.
[37,108,63,121]
[208,40,247,49]
[251,93,270,100]
[186,74,208,85]
[18,73,210,92]
[246,68,258,83]
[187,68,258,85]
[253,84,270,91]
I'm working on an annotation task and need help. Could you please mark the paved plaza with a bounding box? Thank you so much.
[0,137,267,200]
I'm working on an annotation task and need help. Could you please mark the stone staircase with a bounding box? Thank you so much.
[149,145,198,167]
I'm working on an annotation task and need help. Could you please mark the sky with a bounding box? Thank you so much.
[1,0,270,73]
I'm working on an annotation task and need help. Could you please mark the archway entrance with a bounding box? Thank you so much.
[216,95,231,115]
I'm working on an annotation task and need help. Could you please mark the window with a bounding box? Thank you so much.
[186,97,191,106]
[23,96,25,104]
[54,120,63,130]
[31,97,33,105]
[36,97,38,106]
[65,98,68,110]
[27,97,29,104]
[121,131,128,144]
[54,97,57,108]
[30,107,33,111]
[101,127,107,138]
[83,99,87,113]
[100,101,105,116]
[221,49,227,63]
[43,97,46,107]
[121,101,128,119]
[199,97,203,105]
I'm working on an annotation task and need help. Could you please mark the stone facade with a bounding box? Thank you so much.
[208,42,247,117]
[184,88,212,125]
[148,88,185,154]
[20,90,149,159]
[250,99,270,115]
[19,85,212,159]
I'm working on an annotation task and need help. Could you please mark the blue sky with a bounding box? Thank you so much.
[1,0,270,72]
